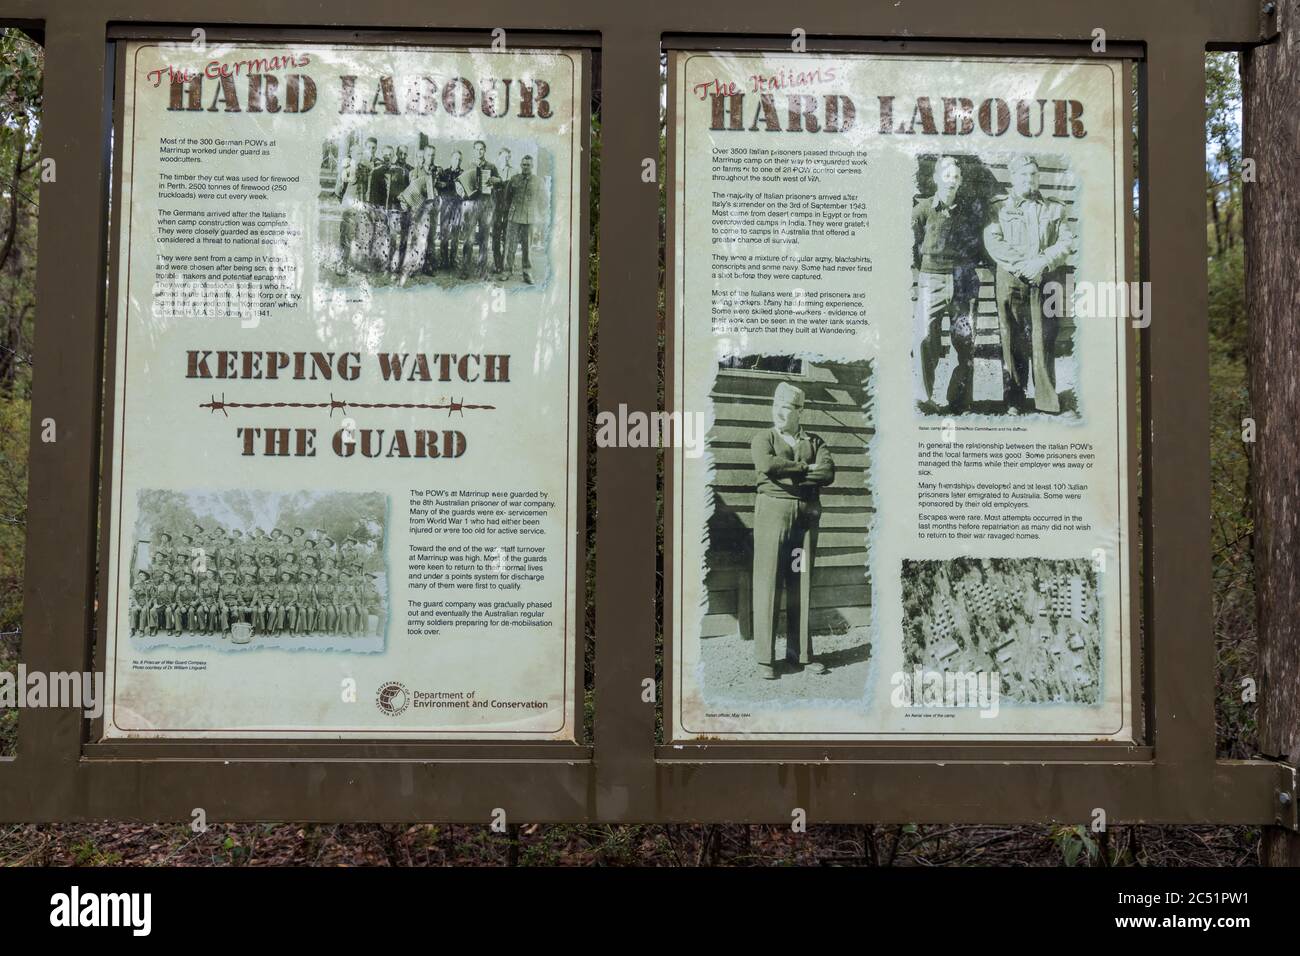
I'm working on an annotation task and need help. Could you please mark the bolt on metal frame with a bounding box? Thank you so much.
[0,0,1294,827]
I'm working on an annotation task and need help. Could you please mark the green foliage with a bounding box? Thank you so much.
[0,29,42,115]
[1201,54,1255,760]
[0,393,27,631]
[1051,824,1099,867]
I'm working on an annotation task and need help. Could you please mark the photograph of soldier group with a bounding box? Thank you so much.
[912,153,1078,416]
[128,524,385,640]
[321,131,548,287]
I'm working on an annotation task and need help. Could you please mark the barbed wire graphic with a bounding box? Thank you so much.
[199,392,496,418]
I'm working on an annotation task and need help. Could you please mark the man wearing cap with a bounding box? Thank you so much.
[504,154,541,285]
[912,155,982,412]
[255,583,277,634]
[129,569,156,636]
[217,570,239,636]
[152,531,175,572]
[154,570,178,636]
[236,574,259,630]
[207,527,228,571]
[173,572,199,633]
[490,146,514,275]
[313,571,338,633]
[457,139,499,279]
[269,527,289,563]
[276,571,300,634]
[749,381,836,679]
[983,154,1075,414]
[296,566,318,632]
[256,552,278,588]
[198,568,221,633]
[339,571,364,635]
[362,573,381,636]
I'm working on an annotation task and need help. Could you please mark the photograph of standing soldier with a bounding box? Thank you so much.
[155,570,178,636]
[504,154,541,285]
[314,571,339,634]
[491,146,515,275]
[197,568,221,633]
[982,155,1076,414]
[236,574,259,629]
[129,570,157,636]
[396,143,441,286]
[384,145,413,278]
[457,139,500,279]
[335,136,379,273]
[217,570,239,636]
[749,382,836,680]
[435,149,464,270]
[912,155,983,413]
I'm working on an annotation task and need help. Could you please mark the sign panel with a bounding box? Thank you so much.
[670,52,1133,740]
[103,41,584,739]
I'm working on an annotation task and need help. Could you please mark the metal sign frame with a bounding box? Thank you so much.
[1,0,1294,828]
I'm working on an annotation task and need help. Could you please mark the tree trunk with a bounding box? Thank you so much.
[1243,16,1300,866]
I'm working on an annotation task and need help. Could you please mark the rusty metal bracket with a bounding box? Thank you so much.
[1260,0,1281,42]
[1255,755,1298,829]
[1277,763,1298,830]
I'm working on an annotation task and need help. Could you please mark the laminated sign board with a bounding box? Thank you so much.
[102,41,586,739]
[669,52,1134,740]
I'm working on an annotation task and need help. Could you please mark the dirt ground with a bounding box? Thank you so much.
[698,626,872,705]
[0,820,1262,867]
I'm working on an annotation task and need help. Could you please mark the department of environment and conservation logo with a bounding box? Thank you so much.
[375,680,410,716]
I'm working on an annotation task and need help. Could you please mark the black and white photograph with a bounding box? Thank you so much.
[698,355,874,704]
[126,488,389,652]
[911,152,1080,418]
[901,557,1102,704]
[316,130,552,289]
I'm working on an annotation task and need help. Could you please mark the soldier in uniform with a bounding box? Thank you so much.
[152,531,175,572]
[435,149,465,270]
[156,570,180,636]
[384,146,414,278]
[236,547,258,583]
[457,140,499,279]
[297,565,318,633]
[982,155,1076,414]
[197,568,221,633]
[912,155,982,412]
[749,382,836,680]
[129,569,156,636]
[177,533,198,580]
[396,143,442,285]
[362,572,381,636]
[174,571,200,633]
[491,146,514,275]
[504,154,541,285]
[314,570,339,633]
[337,570,360,635]
[268,527,289,564]
[337,137,379,272]
[207,526,228,572]
[340,536,361,570]
[248,527,269,563]
[255,582,277,634]
[257,552,279,589]
[276,570,300,635]
[236,574,259,629]
[217,570,240,636]
[226,528,247,569]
